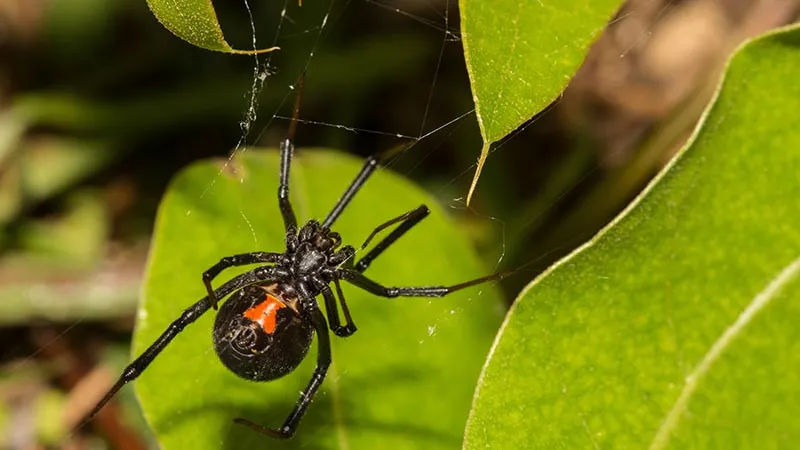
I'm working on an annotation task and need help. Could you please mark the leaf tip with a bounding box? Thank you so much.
[466,142,490,206]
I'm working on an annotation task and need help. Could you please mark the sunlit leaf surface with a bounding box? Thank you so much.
[136,150,504,449]
[465,25,800,449]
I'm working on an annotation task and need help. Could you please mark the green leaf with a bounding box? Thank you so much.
[145,0,278,54]
[136,150,504,449]
[465,24,800,449]
[459,0,622,203]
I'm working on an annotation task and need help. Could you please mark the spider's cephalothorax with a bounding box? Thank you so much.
[80,77,506,440]
[285,219,350,280]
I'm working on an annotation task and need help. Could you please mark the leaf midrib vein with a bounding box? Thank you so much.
[649,256,800,449]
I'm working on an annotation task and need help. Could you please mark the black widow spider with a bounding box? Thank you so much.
[80,78,507,439]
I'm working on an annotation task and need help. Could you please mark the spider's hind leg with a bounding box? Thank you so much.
[76,271,263,434]
[234,287,332,439]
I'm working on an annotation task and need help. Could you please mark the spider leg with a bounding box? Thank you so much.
[355,204,429,273]
[234,286,331,439]
[202,252,281,309]
[322,142,413,229]
[315,279,357,337]
[332,278,356,336]
[76,269,274,432]
[338,268,510,298]
[278,137,297,236]
[278,75,305,249]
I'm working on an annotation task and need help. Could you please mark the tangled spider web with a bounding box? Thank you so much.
[198,0,513,275]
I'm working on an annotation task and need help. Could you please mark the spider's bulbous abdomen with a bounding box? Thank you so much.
[212,285,314,382]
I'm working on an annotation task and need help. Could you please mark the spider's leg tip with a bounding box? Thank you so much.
[234,418,292,439]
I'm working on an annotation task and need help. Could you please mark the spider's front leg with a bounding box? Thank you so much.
[322,142,412,229]
[234,285,332,439]
[278,136,298,244]
[277,75,304,250]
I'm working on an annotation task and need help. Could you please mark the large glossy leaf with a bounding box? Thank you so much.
[135,150,503,449]
[465,25,800,448]
[459,0,622,202]
[146,0,278,54]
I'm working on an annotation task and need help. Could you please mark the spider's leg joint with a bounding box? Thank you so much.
[332,323,357,337]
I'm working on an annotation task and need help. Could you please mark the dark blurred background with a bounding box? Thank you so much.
[0,0,797,448]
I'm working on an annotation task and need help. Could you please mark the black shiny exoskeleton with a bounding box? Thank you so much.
[80,77,507,439]
[213,284,313,381]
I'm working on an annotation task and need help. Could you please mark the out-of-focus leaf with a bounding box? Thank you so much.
[20,139,118,204]
[0,167,22,227]
[0,276,141,326]
[37,390,68,445]
[145,0,278,54]
[136,149,504,449]
[45,0,115,58]
[18,191,108,264]
[0,247,144,325]
[465,25,800,448]
[459,0,622,202]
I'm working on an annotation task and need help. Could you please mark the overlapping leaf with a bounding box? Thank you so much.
[459,0,622,202]
[465,25,800,449]
[146,0,278,53]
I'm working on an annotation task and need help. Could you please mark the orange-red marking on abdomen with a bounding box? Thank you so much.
[243,295,286,334]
